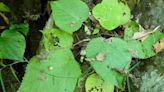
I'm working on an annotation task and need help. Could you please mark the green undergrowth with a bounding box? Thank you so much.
[0,0,164,92]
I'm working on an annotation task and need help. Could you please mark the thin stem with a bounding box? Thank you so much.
[127,77,131,92]
[0,70,6,92]
[128,61,140,72]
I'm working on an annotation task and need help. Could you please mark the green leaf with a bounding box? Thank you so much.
[9,23,29,36]
[85,73,114,92]
[92,0,131,30]
[92,28,100,35]
[51,0,89,34]
[17,48,81,92]
[0,2,10,12]
[124,21,140,41]
[0,29,26,61]
[127,40,145,59]
[42,29,73,51]
[86,37,132,88]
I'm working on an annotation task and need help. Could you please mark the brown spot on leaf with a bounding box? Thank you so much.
[69,21,76,27]
[128,49,137,56]
[38,73,47,81]
[96,53,106,61]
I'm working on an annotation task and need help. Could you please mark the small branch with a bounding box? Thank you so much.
[73,38,90,47]
[0,60,28,71]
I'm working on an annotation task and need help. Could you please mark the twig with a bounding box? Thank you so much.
[73,38,90,47]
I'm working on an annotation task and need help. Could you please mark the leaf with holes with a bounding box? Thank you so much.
[92,0,131,30]
[51,0,89,34]
[86,37,132,88]
[85,73,114,92]
[0,29,26,61]
[17,48,81,92]
[42,29,73,51]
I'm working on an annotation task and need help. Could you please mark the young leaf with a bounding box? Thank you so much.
[85,73,114,92]
[86,37,132,88]
[0,29,26,61]
[51,0,89,34]
[17,48,81,92]
[92,0,131,30]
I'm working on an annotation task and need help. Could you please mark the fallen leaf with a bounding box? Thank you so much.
[153,38,164,53]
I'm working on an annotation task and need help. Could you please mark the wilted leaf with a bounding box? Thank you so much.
[85,73,114,92]
[142,31,164,58]
[17,48,81,92]
[86,37,132,88]
[92,0,131,30]
[124,22,164,59]
[51,0,89,34]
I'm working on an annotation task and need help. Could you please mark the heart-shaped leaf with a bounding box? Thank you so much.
[0,29,26,61]
[51,0,89,34]
[18,48,81,92]
[92,0,131,30]
[86,37,132,88]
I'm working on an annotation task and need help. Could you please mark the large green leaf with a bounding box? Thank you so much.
[86,37,132,88]
[0,2,10,12]
[51,0,89,34]
[17,48,81,92]
[0,29,26,61]
[92,0,131,30]
[85,73,114,92]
